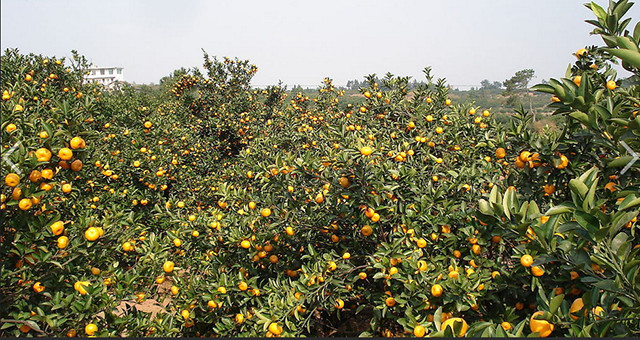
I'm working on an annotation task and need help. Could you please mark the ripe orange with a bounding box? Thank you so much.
[371,213,380,222]
[529,311,554,337]
[606,80,617,90]
[531,266,545,277]
[50,221,65,235]
[41,168,54,179]
[431,284,443,297]
[12,187,22,200]
[519,151,531,162]
[5,173,20,187]
[573,76,582,86]
[163,261,175,273]
[122,242,134,252]
[57,236,69,249]
[471,244,481,255]
[240,240,251,249]
[441,318,468,337]
[85,324,98,336]
[339,176,351,188]
[18,198,33,210]
[520,254,533,267]
[32,281,45,293]
[360,146,373,156]
[85,227,100,241]
[385,297,396,307]
[260,208,272,217]
[335,298,345,309]
[268,322,283,335]
[576,48,588,57]
[70,136,86,149]
[58,148,73,161]
[74,281,90,295]
[543,184,555,195]
[555,155,569,169]
[592,306,605,320]
[414,325,426,337]
[495,148,506,159]
[29,170,42,183]
[569,298,585,320]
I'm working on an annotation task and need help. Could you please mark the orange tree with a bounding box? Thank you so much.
[476,0,640,337]
[1,0,639,337]
[0,49,105,335]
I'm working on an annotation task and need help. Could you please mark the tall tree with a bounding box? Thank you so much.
[503,69,535,107]
[480,79,502,90]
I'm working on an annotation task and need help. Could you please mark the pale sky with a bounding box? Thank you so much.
[2,0,637,88]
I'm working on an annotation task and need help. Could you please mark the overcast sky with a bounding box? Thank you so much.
[2,0,637,88]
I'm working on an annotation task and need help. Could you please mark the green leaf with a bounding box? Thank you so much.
[569,111,590,126]
[549,294,565,315]
[603,48,640,69]
[569,178,589,200]
[478,199,493,216]
[531,84,556,94]
[618,196,640,210]
[593,279,620,292]
[489,185,501,205]
[574,211,599,234]
[527,200,541,219]
[610,232,628,255]
[513,319,527,337]
[590,1,607,21]
[546,203,576,216]
[495,324,508,338]
[608,155,636,168]
[434,306,443,331]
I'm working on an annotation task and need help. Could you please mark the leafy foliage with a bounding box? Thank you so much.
[0,1,639,337]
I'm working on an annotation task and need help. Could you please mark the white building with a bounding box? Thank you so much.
[85,66,124,87]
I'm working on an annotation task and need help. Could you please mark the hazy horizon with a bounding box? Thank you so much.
[2,0,637,88]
